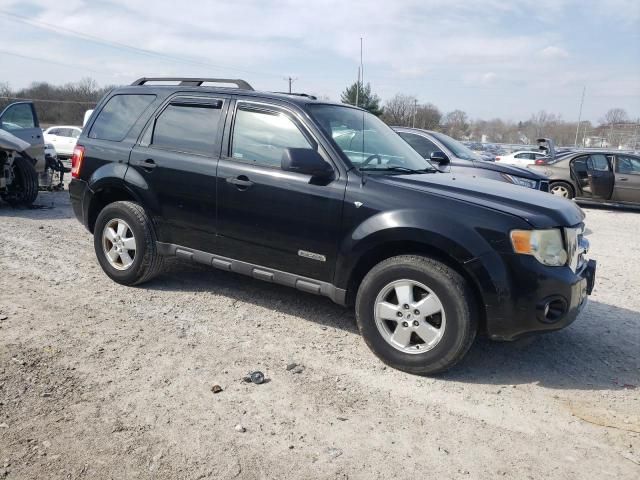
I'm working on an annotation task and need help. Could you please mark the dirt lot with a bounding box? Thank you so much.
[1,191,639,480]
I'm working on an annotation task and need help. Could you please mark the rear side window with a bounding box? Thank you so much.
[587,154,610,172]
[152,103,223,155]
[89,94,156,142]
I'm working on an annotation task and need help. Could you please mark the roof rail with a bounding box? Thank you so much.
[131,77,254,90]
[273,92,317,100]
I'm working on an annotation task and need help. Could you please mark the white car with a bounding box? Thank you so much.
[43,126,82,157]
[495,150,547,167]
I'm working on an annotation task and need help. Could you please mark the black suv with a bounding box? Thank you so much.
[69,77,596,374]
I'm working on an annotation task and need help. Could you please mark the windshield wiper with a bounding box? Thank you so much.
[359,166,437,174]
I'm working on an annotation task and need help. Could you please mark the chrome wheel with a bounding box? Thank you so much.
[550,184,570,198]
[102,218,136,271]
[374,279,446,354]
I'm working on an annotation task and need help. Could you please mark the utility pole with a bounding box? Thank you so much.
[574,86,585,147]
[285,76,297,94]
[355,66,360,107]
[412,99,418,128]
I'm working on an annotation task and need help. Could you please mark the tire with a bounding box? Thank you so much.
[549,181,574,199]
[1,154,38,206]
[355,255,477,375]
[93,201,164,285]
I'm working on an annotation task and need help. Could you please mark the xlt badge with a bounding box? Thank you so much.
[298,250,326,262]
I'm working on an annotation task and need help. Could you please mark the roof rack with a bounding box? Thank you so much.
[273,92,317,100]
[131,77,254,90]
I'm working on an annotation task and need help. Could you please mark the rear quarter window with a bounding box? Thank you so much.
[89,94,156,142]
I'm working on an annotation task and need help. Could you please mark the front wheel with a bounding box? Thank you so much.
[549,181,575,199]
[93,201,164,285]
[355,255,477,375]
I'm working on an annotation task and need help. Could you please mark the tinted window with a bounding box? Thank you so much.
[398,132,439,159]
[89,94,156,142]
[1,103,35,130]
[70,128,81,139]
[152,103,222,155]
[617,156,640,174]
[232,107,312,167]
[587,154,610,172]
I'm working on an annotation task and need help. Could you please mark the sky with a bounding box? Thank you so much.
[1,0,639,123]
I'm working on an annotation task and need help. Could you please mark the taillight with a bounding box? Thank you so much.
[495,156,501,161]
[535,158,547,165]
[71,145,85,178]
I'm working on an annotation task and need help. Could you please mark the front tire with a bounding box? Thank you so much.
[355,255,477,375]
[93,201,164,285]
[1,154,38,206]
[549,181,574,199]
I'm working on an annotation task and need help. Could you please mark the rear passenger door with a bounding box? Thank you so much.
[613,155,640,203]
[585,153,614,200]
[215,100,345,282]
[128,95,229,251]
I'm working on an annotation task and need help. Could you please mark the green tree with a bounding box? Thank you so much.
[341,81,383,116]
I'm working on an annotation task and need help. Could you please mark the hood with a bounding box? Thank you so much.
[0,129,30,152]
[376,172,584,228]
[470,159,546,180]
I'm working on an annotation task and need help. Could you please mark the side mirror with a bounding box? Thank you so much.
[430,151,450,165]
[282,148,334,181]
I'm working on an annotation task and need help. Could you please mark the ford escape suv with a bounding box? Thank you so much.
[69,77,596,374]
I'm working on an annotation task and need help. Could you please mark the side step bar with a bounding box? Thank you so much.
[156,242,347,305]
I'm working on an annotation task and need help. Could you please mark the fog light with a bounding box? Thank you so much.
[537,297,567,324]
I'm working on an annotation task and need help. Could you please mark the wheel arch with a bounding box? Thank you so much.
[86,180,140,233]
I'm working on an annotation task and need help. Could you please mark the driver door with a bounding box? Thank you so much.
[0,101,44,166]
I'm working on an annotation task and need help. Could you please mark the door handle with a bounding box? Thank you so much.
[141,158,157,171]
[619,177,628,181]
[226,175,253,190]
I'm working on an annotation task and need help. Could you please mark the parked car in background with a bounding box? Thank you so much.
[394,127,549,191]
[0,101,45,169]
[528,151,640,205]
[43,126,82,158]
[496,150,547,166]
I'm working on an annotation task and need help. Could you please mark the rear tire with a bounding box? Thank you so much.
[549,181,574,199]
[1,154,38,206]
[93,201,164,285]
[355,255,477,375]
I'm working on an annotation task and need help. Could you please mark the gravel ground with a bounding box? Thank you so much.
[1,191,639,480]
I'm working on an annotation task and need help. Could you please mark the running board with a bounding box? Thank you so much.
[156,242,347,305]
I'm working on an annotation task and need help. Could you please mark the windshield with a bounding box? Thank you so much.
[308,104,435,172]
[430,132,480,161]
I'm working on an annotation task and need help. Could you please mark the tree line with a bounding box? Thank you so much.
[342,81,639,148]
[1,78,637,149]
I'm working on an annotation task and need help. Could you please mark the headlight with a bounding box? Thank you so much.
[502,174,537,189]
[510,229,568,266]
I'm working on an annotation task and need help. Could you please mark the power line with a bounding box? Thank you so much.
[0,49,114,76]
[0,10,281,79]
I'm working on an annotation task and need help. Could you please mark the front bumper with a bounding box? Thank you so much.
[473,253,596,341]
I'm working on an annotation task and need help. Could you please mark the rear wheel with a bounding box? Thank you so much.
[93,201,164,285]
[355,255,477,375]
[549,181,574,199]
[1,154,38,206]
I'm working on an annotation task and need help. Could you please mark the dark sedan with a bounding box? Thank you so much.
[528,151,640,206]
[393,127,549,191]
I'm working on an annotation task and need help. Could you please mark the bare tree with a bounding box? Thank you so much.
[601,108,629,126]
[381,94,416,126]
[442,110,469,139]
[414,103,442,130]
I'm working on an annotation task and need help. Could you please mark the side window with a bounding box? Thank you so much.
[70,128,81,139]
[514,153,526,159]
[89,94,156,142]
[617,156,640,174]
[48,128,60,136]
[0,103,36,130]
[587,154,610,172]
[58,128,72,137]
[151,102,223,156]
[231,106,312,167]
[398,132,439,159]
